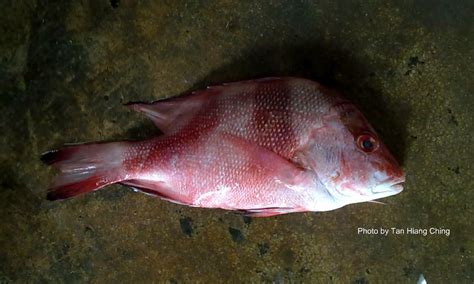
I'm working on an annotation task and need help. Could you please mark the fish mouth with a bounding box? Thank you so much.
[371,181,404,195]
[389,182,404,192]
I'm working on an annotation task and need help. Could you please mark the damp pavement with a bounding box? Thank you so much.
[0,1,473,282]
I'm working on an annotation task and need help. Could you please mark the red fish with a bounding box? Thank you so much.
[42,77,404,217]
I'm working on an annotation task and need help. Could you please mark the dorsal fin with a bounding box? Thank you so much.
[125,77,288,134]
[125,87,219,134]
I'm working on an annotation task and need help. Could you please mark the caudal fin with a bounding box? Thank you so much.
[41,142,128,200]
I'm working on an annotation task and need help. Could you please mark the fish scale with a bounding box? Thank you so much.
[42,77,404,217]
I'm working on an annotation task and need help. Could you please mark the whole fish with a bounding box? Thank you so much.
[42,77,404,217]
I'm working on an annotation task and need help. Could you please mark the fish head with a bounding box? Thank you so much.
[306,103,405,208]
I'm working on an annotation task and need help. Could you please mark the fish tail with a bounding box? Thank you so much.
[41,142,129,201]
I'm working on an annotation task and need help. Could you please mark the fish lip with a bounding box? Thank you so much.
[371,180,404,194]
[389,182,404,192]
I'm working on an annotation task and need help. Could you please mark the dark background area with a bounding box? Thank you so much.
[0,0,472,282]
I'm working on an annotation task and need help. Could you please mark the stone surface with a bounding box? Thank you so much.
[0,0,472,282]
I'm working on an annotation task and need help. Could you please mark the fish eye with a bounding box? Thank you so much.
[357,134,379,153]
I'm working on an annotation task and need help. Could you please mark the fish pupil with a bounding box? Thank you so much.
[362,139,373,150]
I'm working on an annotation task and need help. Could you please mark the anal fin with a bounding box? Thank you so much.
[120,179,193,206]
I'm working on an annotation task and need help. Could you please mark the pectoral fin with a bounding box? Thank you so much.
[219,133,309,187]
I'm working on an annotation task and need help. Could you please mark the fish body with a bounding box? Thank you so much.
[42,77,404,217]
